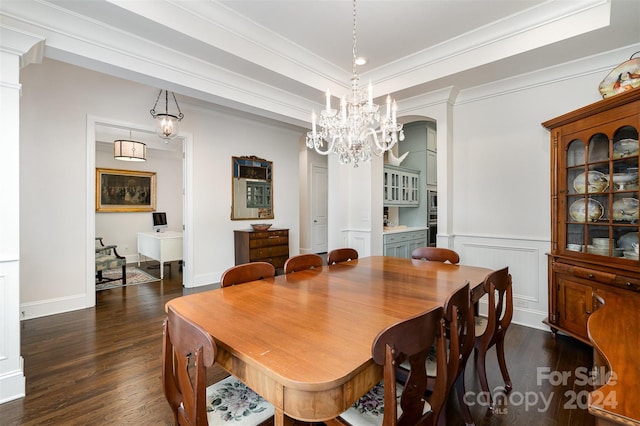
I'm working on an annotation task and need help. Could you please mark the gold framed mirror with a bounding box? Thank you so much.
[231,156,273,220]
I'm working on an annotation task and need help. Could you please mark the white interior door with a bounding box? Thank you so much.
[311,163,328,253]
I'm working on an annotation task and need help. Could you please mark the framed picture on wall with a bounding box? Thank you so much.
[96,168,156,212]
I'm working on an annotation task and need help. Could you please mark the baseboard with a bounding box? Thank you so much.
[477,299,548,332]
[0,358,25,404]
[20,293,89,320]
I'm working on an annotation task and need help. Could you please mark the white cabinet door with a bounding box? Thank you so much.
[383,230,428,259]
[426,150,437,186]
[383,165,420,206]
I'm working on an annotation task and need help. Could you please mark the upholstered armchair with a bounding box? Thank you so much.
[95,237,127,284]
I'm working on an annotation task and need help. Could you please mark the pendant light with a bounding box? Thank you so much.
[114,130,146,161]
[150,89,184,141]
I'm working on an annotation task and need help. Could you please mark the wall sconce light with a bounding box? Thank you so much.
[150,89,184,141]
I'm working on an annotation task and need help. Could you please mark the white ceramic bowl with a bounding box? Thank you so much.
[566,244,583,251]
[618,232,639,249]
[623,251,639,260]
[612,173,638,190]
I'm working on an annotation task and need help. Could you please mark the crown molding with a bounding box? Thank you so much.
[0,25,44,68]
[456,42,640,105]
[106,0,350,94]
[0,2,318,124]
[365,0,611,97]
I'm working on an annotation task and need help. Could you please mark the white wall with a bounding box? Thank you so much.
[447,47,637,329]
[18,58,302,319]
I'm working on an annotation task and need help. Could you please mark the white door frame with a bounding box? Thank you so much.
[85,115,194,306]
[310,163,328,253]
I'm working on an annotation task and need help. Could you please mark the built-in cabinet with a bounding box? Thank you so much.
[383,165,420,206]
[383,229,428,258]
[234,228,289,271]
[543,88,640,344]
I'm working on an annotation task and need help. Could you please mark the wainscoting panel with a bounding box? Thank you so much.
[340,229,370,258]
[453,234,551,331]
[0,259,25,403]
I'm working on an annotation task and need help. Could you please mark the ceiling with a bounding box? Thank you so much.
[3,0,640,127]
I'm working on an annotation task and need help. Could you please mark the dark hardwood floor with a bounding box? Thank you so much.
[1,261,596,425]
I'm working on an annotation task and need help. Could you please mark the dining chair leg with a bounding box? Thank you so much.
[455,373,475,426]
[496,336,513,391]
[475,347,493,412]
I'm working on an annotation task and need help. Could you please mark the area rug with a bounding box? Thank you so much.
[96,267,159,291]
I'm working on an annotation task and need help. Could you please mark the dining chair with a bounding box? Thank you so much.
[411,247,460,264]
[435,282,475,426]
[397,282,475,426]
[283,253,323,274]
[329,306,447,426]
[474,266,513,412]
[327,248,359,265]
[220,262,275,287]
[162,305,274,425]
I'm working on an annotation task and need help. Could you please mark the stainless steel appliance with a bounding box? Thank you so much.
[427,190,437,246]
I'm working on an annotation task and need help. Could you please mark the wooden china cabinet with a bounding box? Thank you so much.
[543,88,640,345]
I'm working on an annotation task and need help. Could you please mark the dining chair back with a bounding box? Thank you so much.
[220,262,275,287]
[334,306,447,426]
[283,254,323,274]
[163,305,214,425]
[396,282,474,426]
[474,266,513,412]
[163,305,274,426]
[327,248,359,265]
[440,282,475,426]
[411,247,460,264]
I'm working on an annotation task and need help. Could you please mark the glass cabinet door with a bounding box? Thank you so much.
[563,124,638,260]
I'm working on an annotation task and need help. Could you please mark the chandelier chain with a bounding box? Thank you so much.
[305,0,404,166]
[352,0,357,77]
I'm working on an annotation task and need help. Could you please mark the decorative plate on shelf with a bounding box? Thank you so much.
[612,198,639,221]
[618,232,639,249]
[612,138,639,159]
[598,51,640,98]
[569,198,604,222]
[573,171,609,193]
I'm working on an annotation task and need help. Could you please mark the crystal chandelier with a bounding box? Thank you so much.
[150,89,184,141]
[306,0,404,167]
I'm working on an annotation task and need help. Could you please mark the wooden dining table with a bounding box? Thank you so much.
[165,256,493,425]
